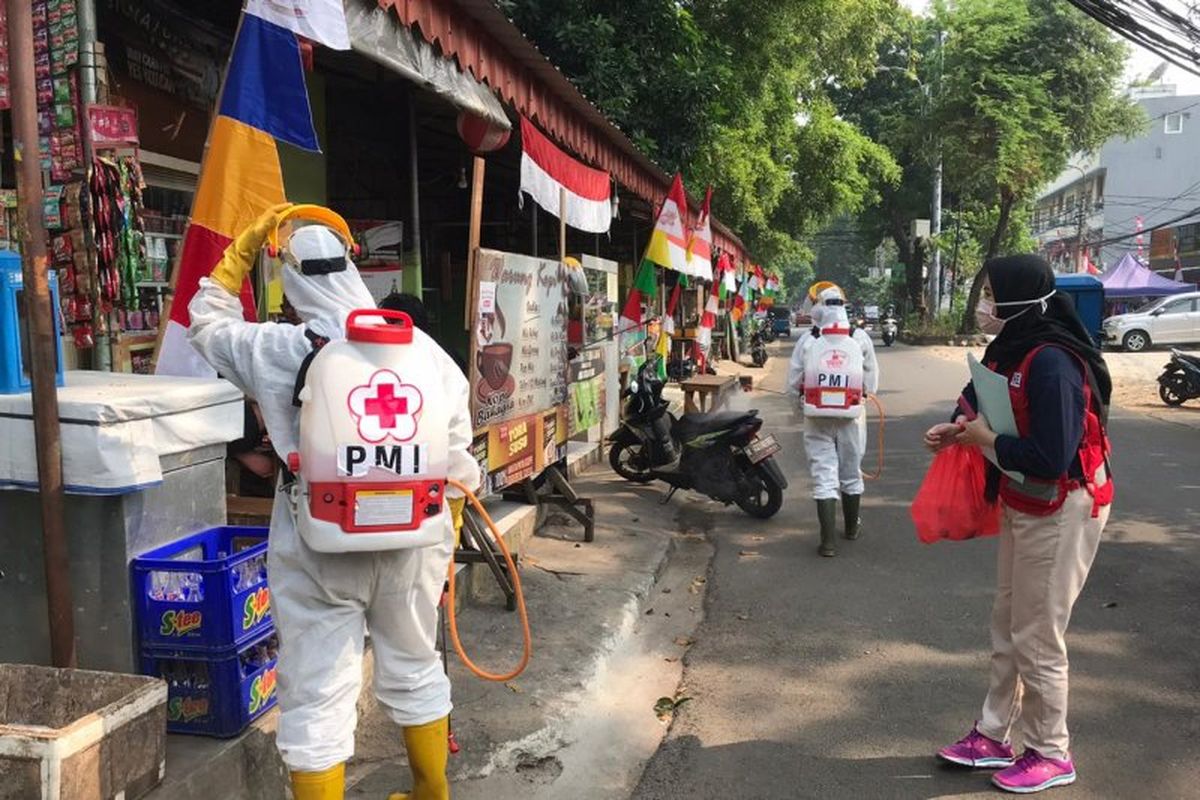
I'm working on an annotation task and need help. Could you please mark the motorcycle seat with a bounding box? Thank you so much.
[673,410,758,440]
[1173,350,1200,368]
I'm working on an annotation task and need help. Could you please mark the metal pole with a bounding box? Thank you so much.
[8,0,77,668]
[408,94,423,292]
[949,205,963,310]
[929,31,945,313]
[930,157,943,312]
[76,0,112,369]
[1075,198,1087,273]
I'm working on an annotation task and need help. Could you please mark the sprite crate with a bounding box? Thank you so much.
[131,526,272,651]
[140,628,279,738]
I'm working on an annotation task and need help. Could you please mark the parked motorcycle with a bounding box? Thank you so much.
[1158,348,1200,406]
[880,314,899,346]
[749,329,769,367]
[608,361,787,518]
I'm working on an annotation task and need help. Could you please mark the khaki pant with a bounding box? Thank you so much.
[977,489,1108,760]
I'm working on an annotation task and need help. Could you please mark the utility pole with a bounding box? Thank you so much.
[1075,197,1087,273]
[7,0,76,667]
[928,30,946,313]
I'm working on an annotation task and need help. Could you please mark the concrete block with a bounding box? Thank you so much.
[0,664,167,800]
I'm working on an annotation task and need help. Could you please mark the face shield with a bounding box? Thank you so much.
[279,224,377,340]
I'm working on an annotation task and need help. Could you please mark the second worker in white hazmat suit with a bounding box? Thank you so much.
[787,283,879,557]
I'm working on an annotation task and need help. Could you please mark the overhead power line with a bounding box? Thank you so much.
[1065,1,1200,79]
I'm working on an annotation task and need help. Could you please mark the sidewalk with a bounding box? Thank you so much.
[347,462,712,799]
[926,343,1200,430]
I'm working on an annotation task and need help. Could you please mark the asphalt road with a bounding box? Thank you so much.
[632,340,1200,800]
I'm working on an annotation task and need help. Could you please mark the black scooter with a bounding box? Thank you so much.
[608,360,787,518]
[1158,349,1200,406]
[749,329,769,367]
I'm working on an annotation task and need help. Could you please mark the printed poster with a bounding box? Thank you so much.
[469,249,570,494]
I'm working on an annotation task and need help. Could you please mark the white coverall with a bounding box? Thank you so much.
[188,260,479,773]
[787,305,879,500]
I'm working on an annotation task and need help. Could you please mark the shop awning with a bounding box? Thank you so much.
[345,0,510,131]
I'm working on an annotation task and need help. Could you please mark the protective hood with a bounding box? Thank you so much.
[282,225,378,340]
[811,285,847,329]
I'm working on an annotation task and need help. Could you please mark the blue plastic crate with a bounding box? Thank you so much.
[141,628,279,737]
[131,526,272,652]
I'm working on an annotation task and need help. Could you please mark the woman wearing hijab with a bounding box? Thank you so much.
[924,255,1113,795]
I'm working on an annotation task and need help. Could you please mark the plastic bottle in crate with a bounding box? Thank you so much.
[144,628,279,738]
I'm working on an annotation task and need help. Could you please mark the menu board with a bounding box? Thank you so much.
[469,249,570,494]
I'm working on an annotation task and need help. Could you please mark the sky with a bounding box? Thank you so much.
[899,0,1200,96]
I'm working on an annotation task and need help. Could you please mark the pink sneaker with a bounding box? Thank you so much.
[992,750,1077,794]
[936,725,1016,768]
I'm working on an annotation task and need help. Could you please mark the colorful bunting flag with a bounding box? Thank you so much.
[157,4,347,376]
[644,174,691,275]
[620,260,659,333]
[686,186,714,281]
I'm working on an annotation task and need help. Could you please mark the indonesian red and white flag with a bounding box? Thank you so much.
[686,186,714,281]
[519,116,611,234]
[697,272,721,348]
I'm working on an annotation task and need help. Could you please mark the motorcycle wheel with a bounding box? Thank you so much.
[752,349,768,367]
[1159,379,1189,407]
[735,466,784,519]
[609,441,655,483]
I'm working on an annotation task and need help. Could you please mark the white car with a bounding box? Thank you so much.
[1103,291,1200,352]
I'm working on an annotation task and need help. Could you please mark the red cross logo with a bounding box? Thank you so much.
[347,370,423,443]
[363,384,409,429]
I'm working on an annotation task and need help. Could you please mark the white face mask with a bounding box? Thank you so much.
[975,290,1055,335]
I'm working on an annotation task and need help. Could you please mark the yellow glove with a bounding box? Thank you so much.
[448,497,466,549]
[211,202,293,294]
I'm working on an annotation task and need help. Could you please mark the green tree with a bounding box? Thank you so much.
[933,0,1142,329]
[829,6,940,317]
[834,0,1141,329]
[496,0,898,274]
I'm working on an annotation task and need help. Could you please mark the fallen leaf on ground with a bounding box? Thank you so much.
[664,656,679,663]
[674,636,694,647]
[736,613,751,621]
[505,682,523,693]
[1103,601,1118,609]
[738,549,760,557]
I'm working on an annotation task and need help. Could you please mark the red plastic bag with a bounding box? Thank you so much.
[910,443,1002,543]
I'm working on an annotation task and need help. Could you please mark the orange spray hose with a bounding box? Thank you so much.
[862,393,886,481]
[446,478,532,682]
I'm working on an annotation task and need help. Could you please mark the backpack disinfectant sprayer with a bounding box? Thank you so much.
[267,205,531,688]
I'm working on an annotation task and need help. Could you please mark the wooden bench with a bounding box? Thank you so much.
[680,374,739,415]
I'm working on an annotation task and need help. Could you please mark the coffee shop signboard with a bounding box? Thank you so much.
[469,249,570,494]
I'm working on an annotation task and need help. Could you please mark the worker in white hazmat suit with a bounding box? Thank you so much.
[188,204,478,800]
[787,283,879,557]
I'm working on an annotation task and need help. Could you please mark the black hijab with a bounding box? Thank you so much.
[981,254,1112,408]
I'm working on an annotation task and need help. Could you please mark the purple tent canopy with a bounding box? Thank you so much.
[1098,254,1196,299]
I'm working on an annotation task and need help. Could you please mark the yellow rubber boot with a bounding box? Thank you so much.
[290,763,345,800]
[387,716,450,800]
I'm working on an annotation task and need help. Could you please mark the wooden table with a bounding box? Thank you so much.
[680,374,738,415]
